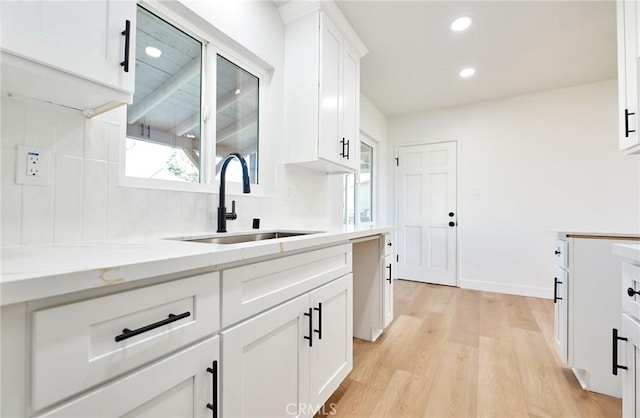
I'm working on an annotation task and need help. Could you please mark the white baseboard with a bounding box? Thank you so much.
[458,278,551,299]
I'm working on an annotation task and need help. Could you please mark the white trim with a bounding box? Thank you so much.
[459,278,551,299]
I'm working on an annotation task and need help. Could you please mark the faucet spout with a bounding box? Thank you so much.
[217,153,251,233]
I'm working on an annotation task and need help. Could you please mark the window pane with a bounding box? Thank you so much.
[359,142,373,223]
[125,6,202,183]
[216,55,259,184]
[343,173,356,225]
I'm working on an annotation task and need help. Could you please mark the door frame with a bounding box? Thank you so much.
[394,140,460,287]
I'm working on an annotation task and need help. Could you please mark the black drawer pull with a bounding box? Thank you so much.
[304,308,313,347]
[612,328,628,375]
[120,20,131,73]
[115,311,191,342]
[206,360,218,416]
[386,263,392,283]
[553,277,562,303]
[314,303,323,340]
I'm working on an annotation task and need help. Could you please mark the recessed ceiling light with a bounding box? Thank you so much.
[145,46,162,58]
[459,68,476,78]
[451,16,472,32]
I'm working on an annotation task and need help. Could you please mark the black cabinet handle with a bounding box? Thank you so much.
[345,139,350,160]
[314,303,323,340]
[387,241,392,247]
[554,250,561,255]
[449,212,455,217]
[448,221,455,227]
[386,263,392,283]
[206,360,218,416]
[339,138,350,160]
[304,308,313,347]
[626,108,636,138]
[114,311,191,342]
[120,20,131,73]
[628,287,640,297]
[612,328,628,375]
[553,278,562,303]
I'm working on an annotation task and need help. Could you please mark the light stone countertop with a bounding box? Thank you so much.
[554,230,640,239]
[613,243,640,262]
[0,226,393,306]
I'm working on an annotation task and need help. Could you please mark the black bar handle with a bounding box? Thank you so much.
[114,311,191,342]
[206,360,218,416]
[304,308,313,347]
[121,20,131,72]
[345,139,350,160]
[386,263,392,283]
[314,303,323,340]
[553,278,563,303]
[626,108,636,138]
[612,328,628,375]
[339,138,346,159]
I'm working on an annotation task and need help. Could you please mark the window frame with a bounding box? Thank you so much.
[343,135,378,227]
[118,1,271,197]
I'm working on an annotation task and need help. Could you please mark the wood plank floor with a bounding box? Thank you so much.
[318,280,622,417]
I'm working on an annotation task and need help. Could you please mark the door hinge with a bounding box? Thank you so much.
[395,157,399,166]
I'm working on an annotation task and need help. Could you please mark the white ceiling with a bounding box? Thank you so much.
[334,0,617,116]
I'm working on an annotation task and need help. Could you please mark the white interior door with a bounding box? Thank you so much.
[397,142,457,286]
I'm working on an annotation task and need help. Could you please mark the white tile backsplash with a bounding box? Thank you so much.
[53,156,83,242]
[81,159,107,241]
[1,96,340,245]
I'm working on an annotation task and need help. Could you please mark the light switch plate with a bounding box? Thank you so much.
[16,145,50,186]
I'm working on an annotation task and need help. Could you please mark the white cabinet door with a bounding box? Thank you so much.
[40,336,219,418]
[309,275,353,410]
[340,43,359,171]
[222,294,310,418]
[617,0,640,153]
[554,266,568,364]
[0,0,135,112]
[318,14,343,168]
[383,254,394,328]
[621,314,640,418]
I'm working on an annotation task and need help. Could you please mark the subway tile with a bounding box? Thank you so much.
[53,156,82,242]
[81,159,107,241]
[84,119,110,161]
[22,182,54,245]
[25,102,57,149]
[106,162,130,239]
[1,97,25,149]
[56,109,84,157]
[1,149,22,245]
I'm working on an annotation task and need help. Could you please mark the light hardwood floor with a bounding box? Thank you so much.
[319,280,622,418]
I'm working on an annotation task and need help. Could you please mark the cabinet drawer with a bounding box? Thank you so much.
[31,272,219,411]
[221,244,352,327]
[622,262,640,320]
[383,234,393,257]
[555,239,568,269]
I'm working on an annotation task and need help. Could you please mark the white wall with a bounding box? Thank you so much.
[0,0,345,246]
[389,79,640,297]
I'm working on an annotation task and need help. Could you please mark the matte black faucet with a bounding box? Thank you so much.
[217,152,251,233]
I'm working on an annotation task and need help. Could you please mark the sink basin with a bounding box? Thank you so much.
[178,231,317,245]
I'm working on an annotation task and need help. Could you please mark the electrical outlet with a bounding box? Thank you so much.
[16,146,49,186]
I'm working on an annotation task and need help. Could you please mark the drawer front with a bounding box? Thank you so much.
[383,234,393,257]
[32,273,219,411]
[622,262,640,320]
[221,244,352,327]
[554,239,568,269]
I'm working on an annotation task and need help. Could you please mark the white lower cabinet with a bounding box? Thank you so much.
[40,336,219,418]
[222,274,353,418]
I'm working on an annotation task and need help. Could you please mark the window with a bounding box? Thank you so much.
[125,6,202,183]
[123,5,262,191]
[343,140,375,226]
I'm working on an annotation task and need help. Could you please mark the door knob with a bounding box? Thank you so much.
[449,221,455,227]
[627,287,640,297]
[448,212,455,217]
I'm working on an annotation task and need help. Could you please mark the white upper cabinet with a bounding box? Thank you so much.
[280,1,368,173]
[617,0,640,154]
[0,0,136,116]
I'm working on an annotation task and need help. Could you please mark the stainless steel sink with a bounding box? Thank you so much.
[178,231,317,245]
